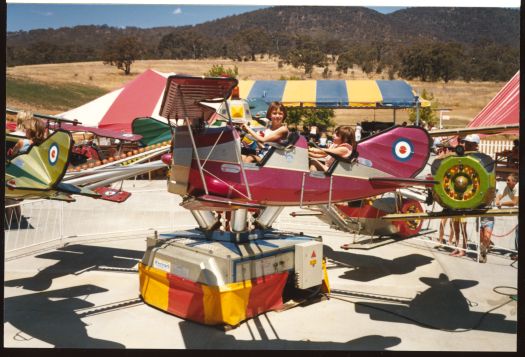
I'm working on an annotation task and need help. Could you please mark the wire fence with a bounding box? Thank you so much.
[4,181,196,259]
[4,181,518,261]
[414,212,518,261]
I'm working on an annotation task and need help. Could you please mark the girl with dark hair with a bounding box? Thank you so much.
[241,101,289,163]
[308,125,356,172]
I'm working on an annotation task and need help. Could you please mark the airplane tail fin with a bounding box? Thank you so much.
[356,126,431,178]
[6,130,73,191]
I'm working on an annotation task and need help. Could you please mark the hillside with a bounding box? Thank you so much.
[196,6,519,46]
[7,6,520,65]
[388,7,520,46]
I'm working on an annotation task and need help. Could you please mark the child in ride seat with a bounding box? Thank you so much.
[308,125,356,172]
[10,116,46,156]
[241,101,289,163]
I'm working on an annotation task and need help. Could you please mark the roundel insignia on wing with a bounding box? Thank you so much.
[392,138,414,162]
[48,144,59,166]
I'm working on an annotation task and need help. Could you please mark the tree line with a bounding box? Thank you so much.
[7,29,519,82]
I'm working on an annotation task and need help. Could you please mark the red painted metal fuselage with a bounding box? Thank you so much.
[172,124,432,208]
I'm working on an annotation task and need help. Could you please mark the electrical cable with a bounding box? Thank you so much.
[489,224,518,238]
[328,286,517,333]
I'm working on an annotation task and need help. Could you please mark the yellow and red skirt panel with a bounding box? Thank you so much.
[139,262,289,326]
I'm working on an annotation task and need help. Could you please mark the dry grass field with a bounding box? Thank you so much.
[6,57,508,128]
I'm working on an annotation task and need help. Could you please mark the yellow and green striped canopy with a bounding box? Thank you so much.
[237,79,430,108]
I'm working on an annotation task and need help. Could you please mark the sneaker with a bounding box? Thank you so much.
[479,255,487,263]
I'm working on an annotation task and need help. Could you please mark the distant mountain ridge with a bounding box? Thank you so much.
[7,6,519,48]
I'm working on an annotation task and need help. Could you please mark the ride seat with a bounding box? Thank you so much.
[256,130,301,167]
[325,148,359,176]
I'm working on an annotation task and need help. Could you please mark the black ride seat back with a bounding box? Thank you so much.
[325,148,359,176]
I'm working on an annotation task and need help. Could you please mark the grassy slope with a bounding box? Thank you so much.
[6,76,108,114]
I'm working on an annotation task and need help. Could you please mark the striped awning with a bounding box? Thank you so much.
[237,79,430,108]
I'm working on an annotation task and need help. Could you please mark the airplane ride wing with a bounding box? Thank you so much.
[428,124,519,137]
[5,130,100,200]
[6,130,73,191]
[181,194,265,211]
[369,177,438,188]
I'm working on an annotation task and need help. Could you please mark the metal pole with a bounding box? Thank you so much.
[415,96,420,127]
[59,201,64,246]
[393,109,396,125]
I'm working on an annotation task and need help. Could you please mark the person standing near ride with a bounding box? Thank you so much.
[355,122,362,142]
[479,213,495,263]
[308,125,356,172]
[10,116,46,156]
[450,134,481,257]
[495,173,519,260]
[495,173,519,208]
[241,101,289,163]
[434,143,456,249]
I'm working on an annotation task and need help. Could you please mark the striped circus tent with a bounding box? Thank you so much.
[237,79,430,108]
[467,71,519,136]
[58,69,172,132]
[58,72,429,133]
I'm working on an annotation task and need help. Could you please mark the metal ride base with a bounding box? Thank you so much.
[139,229,329,327]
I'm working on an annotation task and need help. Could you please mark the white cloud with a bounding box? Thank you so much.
[172,7,182,15]
[33,11,54,16]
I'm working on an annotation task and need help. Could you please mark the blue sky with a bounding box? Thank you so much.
[6,4,406,32]
[6,1,519,32]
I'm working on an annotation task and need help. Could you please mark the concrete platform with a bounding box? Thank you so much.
[3,181,519,350]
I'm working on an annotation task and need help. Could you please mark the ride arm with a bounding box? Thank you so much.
[241,123,288,144]
[308,149,328,159]
[308,141,354,164]
[9,139,24,157]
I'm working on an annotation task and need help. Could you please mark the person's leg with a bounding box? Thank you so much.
[448,218,458,245]
[479,226,487,262]
[511,225,518,260]
[515,226,519,251]
[242,154,254,163]
[309,159,327,172]
[478,225,491,263]
[455,222,468,257]
[438,218,446,244]
[451,220,460,255]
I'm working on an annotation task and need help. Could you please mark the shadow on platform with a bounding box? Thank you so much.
[4,244,144,291]
[4,284,125,348]
[323,245,433,282]
[4,215,34,230]
[352,273,516,334]
[178,318,401,350]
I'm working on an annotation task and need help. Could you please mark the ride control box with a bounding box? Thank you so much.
[141,230,324,287]
[294,241,324,289]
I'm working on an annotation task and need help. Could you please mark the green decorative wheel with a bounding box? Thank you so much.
[432,153,496,209]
